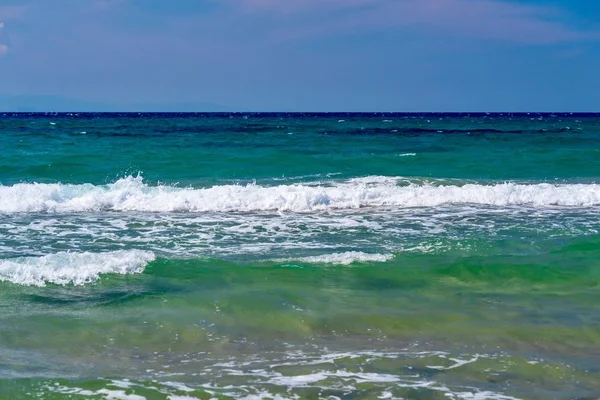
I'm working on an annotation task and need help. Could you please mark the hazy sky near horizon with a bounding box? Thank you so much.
[0,0,599,111]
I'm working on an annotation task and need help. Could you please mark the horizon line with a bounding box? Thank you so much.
[1,111,599,114]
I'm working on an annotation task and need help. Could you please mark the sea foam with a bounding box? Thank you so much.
[0,250,155,286]
[2,175,600,214]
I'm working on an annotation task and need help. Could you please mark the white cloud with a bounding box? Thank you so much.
[0,20,5,55]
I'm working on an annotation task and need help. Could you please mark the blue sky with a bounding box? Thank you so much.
[0,0,599,111]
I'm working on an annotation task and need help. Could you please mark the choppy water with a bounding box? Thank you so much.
[1,113,600,399]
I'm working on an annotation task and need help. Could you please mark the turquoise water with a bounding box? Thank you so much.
[1,113,600,399]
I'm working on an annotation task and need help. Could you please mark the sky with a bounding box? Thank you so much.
[0,0,599,111]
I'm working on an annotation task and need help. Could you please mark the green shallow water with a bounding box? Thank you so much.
[1,113,600,399]
[3,238,600,399]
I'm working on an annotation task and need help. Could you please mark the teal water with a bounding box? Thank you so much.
[1,113,600,399]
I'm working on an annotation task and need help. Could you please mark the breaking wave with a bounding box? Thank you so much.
[0,250,155,286]
[2,175,600,213]
[275,252,394,265]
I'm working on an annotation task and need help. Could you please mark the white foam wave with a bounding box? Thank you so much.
[0,250,155,286]
[277,252,393,265]
[268,370,400,387]
[3,175,600,214]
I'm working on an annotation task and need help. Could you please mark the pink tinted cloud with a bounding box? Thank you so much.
[231,0,595,44]
[235,0,384,14]
[0,5,30,20]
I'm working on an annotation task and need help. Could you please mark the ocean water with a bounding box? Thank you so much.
[1,112,600,399]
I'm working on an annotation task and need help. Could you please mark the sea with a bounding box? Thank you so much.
[1,112,599,400]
